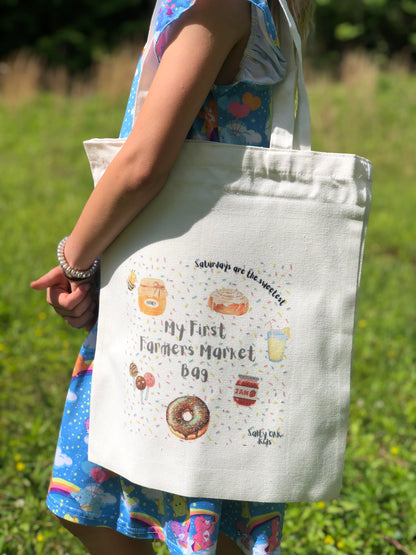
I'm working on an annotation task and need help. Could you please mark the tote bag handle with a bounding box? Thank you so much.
[270,0,311,151]
[133,0,311,152]
[132,0,163,122]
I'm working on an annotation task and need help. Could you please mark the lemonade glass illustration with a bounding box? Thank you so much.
[267,330,288,362]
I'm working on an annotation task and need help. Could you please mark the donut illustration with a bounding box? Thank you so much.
[166,396,210,440]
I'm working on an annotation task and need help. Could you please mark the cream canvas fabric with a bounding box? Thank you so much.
[85,0,372,502]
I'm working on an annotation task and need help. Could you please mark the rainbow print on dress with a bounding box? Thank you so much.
[48,477,80,497]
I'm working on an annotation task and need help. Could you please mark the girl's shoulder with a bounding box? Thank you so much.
[154,0,278,61]
[120,0,286,140]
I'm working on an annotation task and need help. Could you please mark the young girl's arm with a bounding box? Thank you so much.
[31,0,251,327]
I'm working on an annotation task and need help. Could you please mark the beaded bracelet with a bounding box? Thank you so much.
[57,236,100,281]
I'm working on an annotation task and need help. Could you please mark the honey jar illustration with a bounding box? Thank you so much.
[233,375,259,407]
[138,278,168,316]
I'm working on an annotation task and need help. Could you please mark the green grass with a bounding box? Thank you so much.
[1,67,415,554]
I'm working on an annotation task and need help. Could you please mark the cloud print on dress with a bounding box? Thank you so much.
[242,129,262,144]
[66,391,77,402]
[55,446,72,467]
[226,122,262,144]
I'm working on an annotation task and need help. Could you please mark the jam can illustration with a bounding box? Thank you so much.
[233,375,259,407]
[138,278,168,316]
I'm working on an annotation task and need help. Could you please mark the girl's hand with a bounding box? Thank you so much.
[31,266,98,331]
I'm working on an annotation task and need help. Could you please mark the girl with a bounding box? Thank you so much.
[32,1,314,553]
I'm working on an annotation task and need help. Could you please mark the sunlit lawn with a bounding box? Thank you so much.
[1,59,415,553]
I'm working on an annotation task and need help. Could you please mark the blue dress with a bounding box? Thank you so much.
[47,1,288,553]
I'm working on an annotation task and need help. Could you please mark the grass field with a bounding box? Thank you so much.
[0,55,415,554]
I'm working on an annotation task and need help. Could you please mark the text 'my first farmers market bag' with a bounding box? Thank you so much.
[84,0,372,502]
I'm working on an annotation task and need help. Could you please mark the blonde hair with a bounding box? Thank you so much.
[269,0,315,42]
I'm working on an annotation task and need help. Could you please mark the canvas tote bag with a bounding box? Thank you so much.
[85,0,372,502]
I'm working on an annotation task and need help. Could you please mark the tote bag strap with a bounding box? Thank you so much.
[270,0,311,151]
[133,0,163,120]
